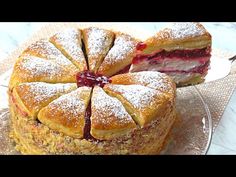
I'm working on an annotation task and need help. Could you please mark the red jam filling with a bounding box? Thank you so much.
[83,101,95,140]
[136,42,147,51]
[132,47,211,64]
[76,70,111,88]
[76,71,111,141]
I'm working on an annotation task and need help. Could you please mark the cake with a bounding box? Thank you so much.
[129,22,212,86]
[82,27,115,72]
[8,26,177,154]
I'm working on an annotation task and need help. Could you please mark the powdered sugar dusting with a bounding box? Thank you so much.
[161,22,206,39]
[104,34,137,65]
[131,71,174,93]
[106,84,161,110]
[19,82,75,102]
[86,27,113,56]
[51,28,86,66]
[92,87,133,125]
[23,39,73,66]
[18,56,64,79]
[48,87,90,118]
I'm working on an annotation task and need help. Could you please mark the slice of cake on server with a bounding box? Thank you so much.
[129,22,212,86]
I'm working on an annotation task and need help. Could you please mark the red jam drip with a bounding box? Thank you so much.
[76,70,111,88]
[83,101,94,140]
[136,42,147,51]
[132,47,211,64]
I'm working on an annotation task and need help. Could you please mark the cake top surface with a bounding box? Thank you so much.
[23,39,73,66]
[103,33,137,65]
[105,84,161,110]
[51,28,86,62]
[92,86,133,125]
[18,56,64,78]
[158,22,207,40]
[130,71,174,93]
[48,87,91,117]
[85,27,114,56]
[18,82,75,103]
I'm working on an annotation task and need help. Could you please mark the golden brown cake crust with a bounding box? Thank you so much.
[9,56,78,89]
[142,22,212,54]
[12,82,77,118]
[104,84,174,127]
[97,33,139,77]
[82,27,115,72]
[49,28,87,71]
[90,86,137,140]
[110,71,176,95]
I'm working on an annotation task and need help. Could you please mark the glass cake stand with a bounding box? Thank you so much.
[161,86,213,155]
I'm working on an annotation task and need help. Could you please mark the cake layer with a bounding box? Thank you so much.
[50,28,87,71]
[9,56,78,89]
[130,47,211,86]
[38,87,92,138]
[11,82,77,118]
[132,47,211,64]
[98,33,138,77]
[165,72,206,86]
[21,39,77,70]
[82,27,115,72]
[110,71,176,95]
[104,84,172,127]
[90,86,137,140]
[130,56,210,73]
[139,23,212,54]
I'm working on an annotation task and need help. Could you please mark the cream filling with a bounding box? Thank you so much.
[130,57,209,73]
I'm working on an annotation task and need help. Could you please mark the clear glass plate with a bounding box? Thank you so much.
[161,86,213,155]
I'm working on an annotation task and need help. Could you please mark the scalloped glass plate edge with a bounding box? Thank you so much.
[193,86,213,155]
[161,86,213,155]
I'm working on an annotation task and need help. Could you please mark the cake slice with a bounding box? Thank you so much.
[98,33,139,77]
[11,82,77,118]
[110,71,176,95]
[21,39,78,71]
[49,28,87,71]
[130,22,212,86]
[9,56,78,89]
[104,84,172,127]
[38,87,92,138]
[90,86,136,140]
[82,27,115,72]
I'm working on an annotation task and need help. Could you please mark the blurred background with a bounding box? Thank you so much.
[0,22,236,62]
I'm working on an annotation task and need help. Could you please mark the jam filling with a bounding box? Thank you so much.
[136,42,147,51]
[132,47,211,64]
[76,70,111,88]
[83,101,95,140]
[76,71,111,140]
